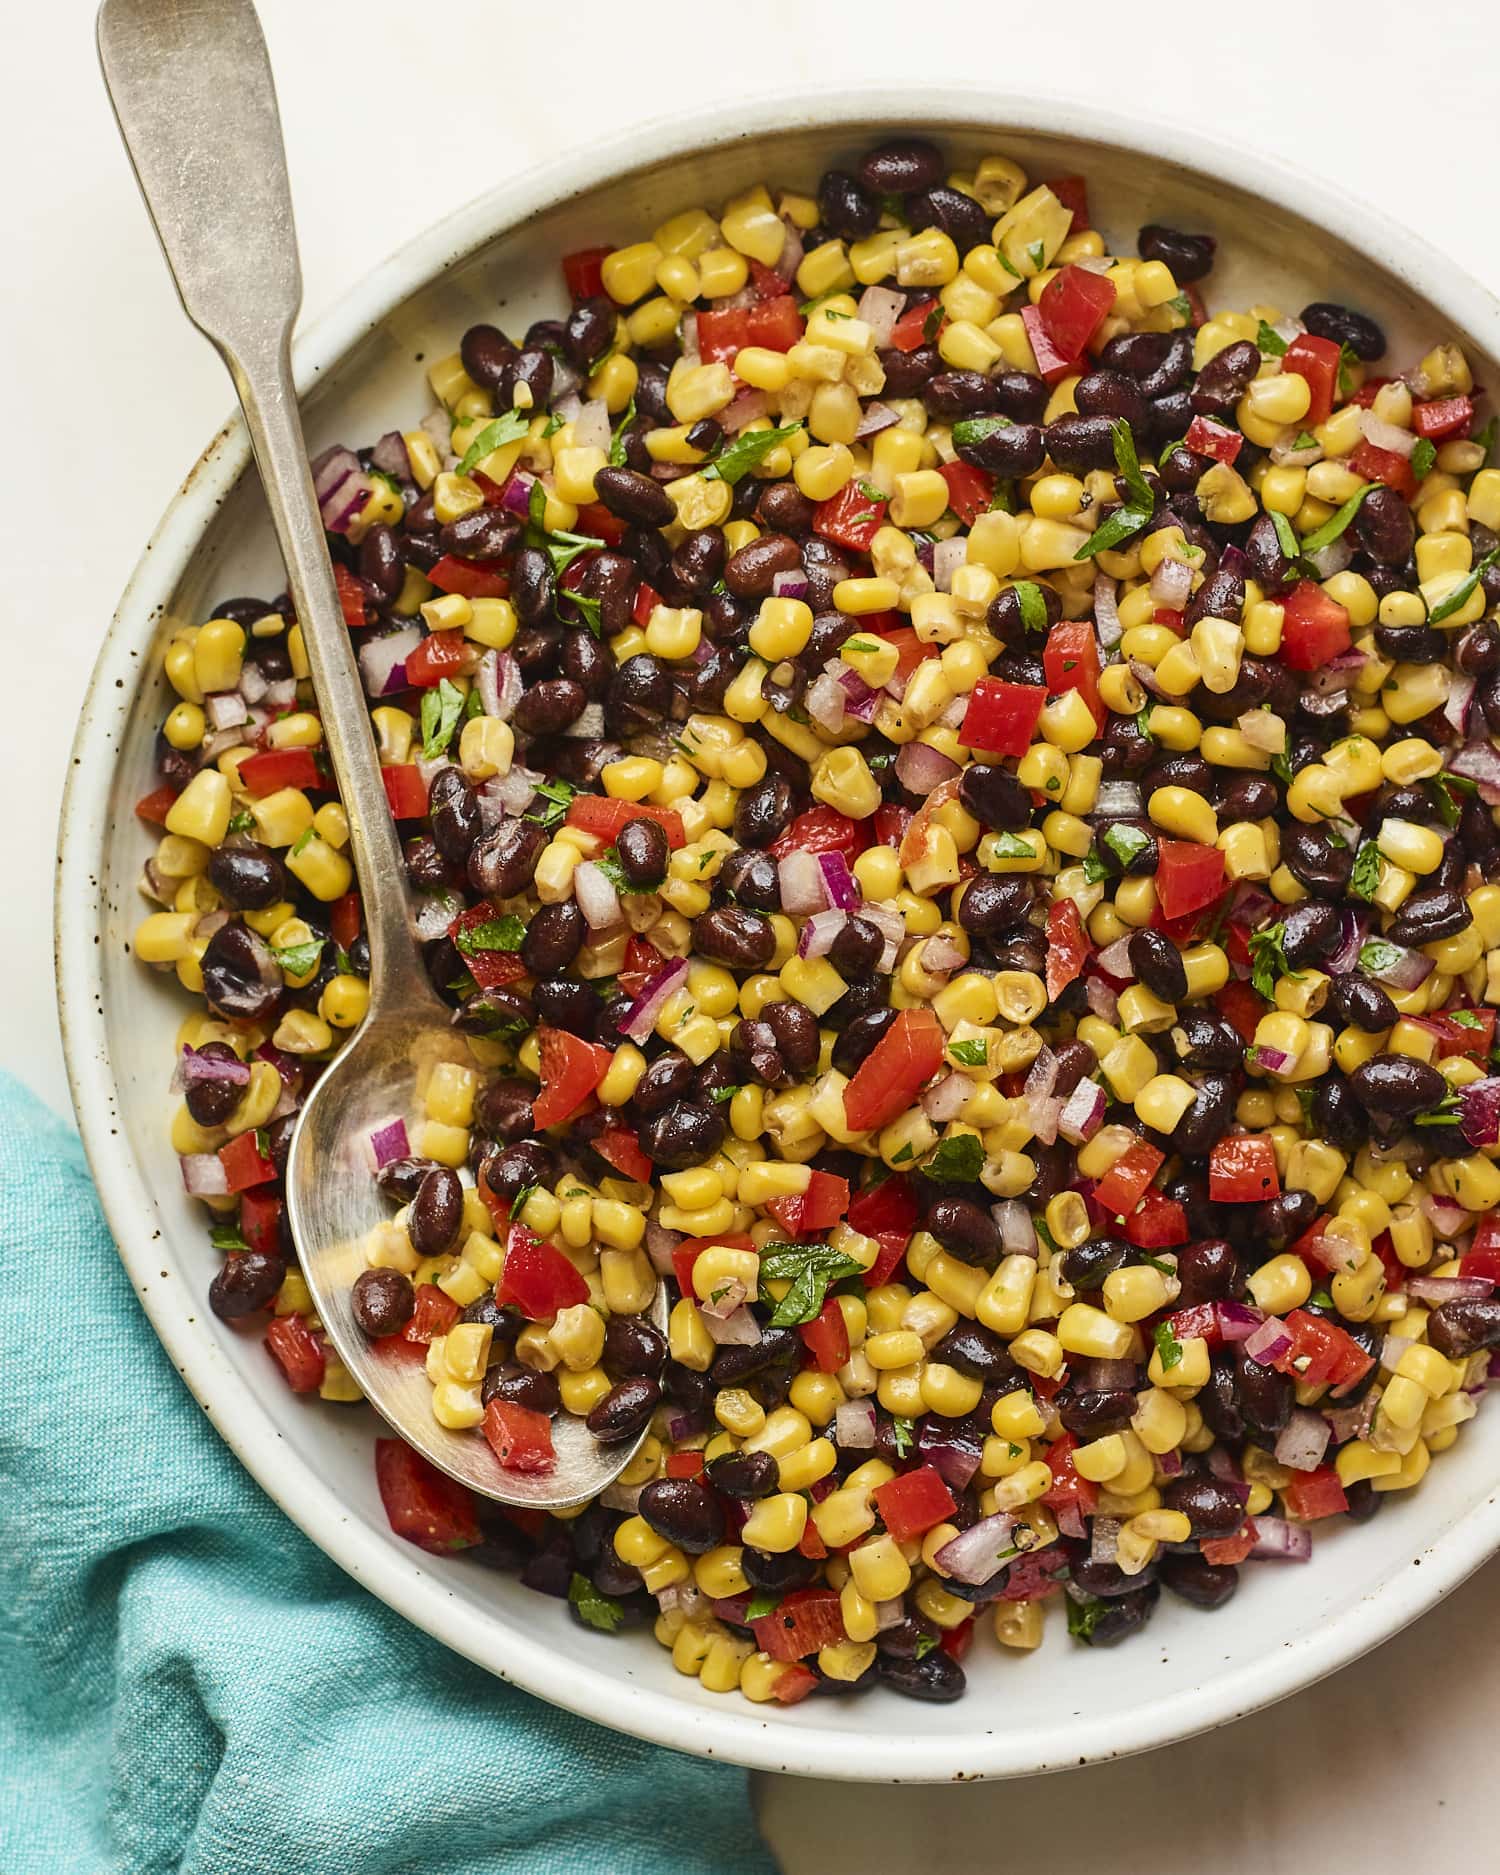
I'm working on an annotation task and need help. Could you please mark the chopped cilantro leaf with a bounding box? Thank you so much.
[1082,847,1110,884]
[1298,484,1375,556]
[1110,418,1155,513]
[758,1242,866,1327]
[1255,320,1288,357]
[526,778,577,829]
[921,1134,985,1184]
[890,1416,915,1458]
[1066,1594,1107,1643]
[1248,922,1301,1000]
[568,1574,625,1634]
[227,808,255,835]
[1152,1320,1184,1371]
[745,1590,780,1620]
[456,409,532,478]
[1270,510,1301,562]
[273,937,325,979]
[703,422,805,487]
[1103,823,1151,870]
[948,1038,989,1067]
[209,1224,249,1253]
[1075,503,1152,561]
[1411,437,1436,481]
[1429,546,1500,624]
[454,914,526,957]
[1013,580,1050,635]
[607,396,636,468]
[1349,841,1383,900]
[420,677,465,759]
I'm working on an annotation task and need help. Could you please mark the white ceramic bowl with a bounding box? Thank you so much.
[58,87,1500,1782]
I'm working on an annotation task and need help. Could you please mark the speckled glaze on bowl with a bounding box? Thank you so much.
[57,87,1500,1781]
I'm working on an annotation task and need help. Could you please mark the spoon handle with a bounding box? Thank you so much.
[97,0,426,1011]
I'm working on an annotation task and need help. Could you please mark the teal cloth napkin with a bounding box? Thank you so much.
[0,1073,777,1875]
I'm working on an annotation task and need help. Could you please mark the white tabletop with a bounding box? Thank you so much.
[11,0,1500,1862]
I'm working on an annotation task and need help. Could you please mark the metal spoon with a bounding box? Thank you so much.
[98,0,663,1508]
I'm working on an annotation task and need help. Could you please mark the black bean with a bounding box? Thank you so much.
[943,413,1042,477]
[208,1250,285,1320]
[592,464,674,529]
[692,906,775,969]
[459,322,517,390]
[985,369,1046,421]
[956,873,1033,936]
[929,1320,1019,1385]
[711,1327,798,1387]
[1351,485,1416,565]
[510,347,554,410]
[439,507,518,562]
[514,678,586,738]
[358,522,405,600]
[875,344,938,397]
[817,167,879,240]
[1215,774,1277,825]
[1326,972,1397,1034]
[521,901,584,976]
[801,537,853,610]
[750,484,811,536]
[586,1378,661,1444]
[717,847,781,913]
[638,1100,726,1169]
[510,546,555,627]
[1058,1388,1137,1438]
[1074,369,1146,427]
[858,139,943,195]
[1043,413,1119,473]
[613,816,668,891]
[1281,823,1355,895]
[1191,340,1260,416]
[707,1449,780,1499]
[1350,1053,1446,1118]
[876,1648,966,1702]
[908,184,991,252]
[1199,1358,1244,1444]
[1146,389,1196,441]
[1311,1075,1366,1152]
[533,978,600,1038]
[958,764,1032,831]
[375,1155,442,1204]
[181,1044,246,1128]
[723,533,801,600]
[1184,565,1246,629]
[352,1267,415,1337]
[406,835,455,894]
[763,998,820,1072]
[1138,331,1195,400]
[637,1478,724,1555]
[1126,927,1187,1003]
[200,920,281,1022]
[408,1166,464,1257]
[988,580,1060,643]
[828,916,883,977]
[602,1315,667,1380]
[926,1196,1002,1268]
[831,1005,897,1076]
[923,370,997,421]
[1171,1242,1241,1313]
[1428,1299,1500,1358]
[563,296,615,368]
[483,1363,561,1413]
[578,549,638,637]
[1160,1554,1239,1610]
[1235,1348,1294,1435]
[1255,1189,1320,1252]
[631,1051,696,1119]
[1458,621,1500,677]
[605,654,673,735]
[742,1546,818,1593]
[1138,224,1216,282]
[1301,300,1386,361]
[510,624,562,675]
[1389,888,1471,947]
[469,1082,532,1149]
[1169,1077,1234,1158]
[668,528,725,597]
[427,768,481,864]
[1161,1472,1246,1539]
[733,1016,784,1086]
[1076,1585,1159,1646]
[467,818,546,900]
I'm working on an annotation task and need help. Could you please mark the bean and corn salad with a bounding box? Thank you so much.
[134,132,1500,1707]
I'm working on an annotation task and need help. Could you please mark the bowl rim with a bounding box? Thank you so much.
[57,82,1500,1782]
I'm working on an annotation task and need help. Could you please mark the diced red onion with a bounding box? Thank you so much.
[875,1598,906,1631]
[1024,1047,1059,1101]
[370,430,411,479]
[322,470,371,535]
[937,694,970,732]
[202,691,246,732]
[772,217,805,285]
[933,537,967,592]
[658,1582,710,1621]
[771,569,810,600]
[1094,934,1136,979]
[778,849,828,916]
[854,401,900,440]
[1274,1407,1331,1472]
[1149,557,1193,608]
[1443,670,1477,738]
[474,649,520,722]
[1093,779,1144,818]
[1023,1092,1064,1147]
[358,626,422,699]
[722,388,769,435]
[992,1200,1035,1256]
[1422,1192,1471,1239]
[1084,976,1119,1023]
[1244,1315,1291,1365]
[858,902,905,973]
[1361,938,1433,990]
[1250,1516,1312,1562]
[573,860,622,933]
[572,399,610,453]
[1214,1299,1266,1346]
[1057,1078,1106,1145]
[1270,432,1323,466]
[916,1425,984,1490]
[484,766,544,818]
[200,726,246,764]
[1157,1447,1184,1477]
[933,1511,1016,1586]
[679,311,699,367]
[921,1071,971,1123]
[1205,1446,1251,1496]
[1407,1274,1494,1303]
[1237,708,1287,755]
[1254,1044,1293,1075]
[1090,1516,1121,1565]
[1306,537,1353,580]
[805,671,849,732]
[1359,410,1416,457]
[920,933,966,980]
[255,1041,300,1090]
[1300,1229,1362,1275]
[415,757,454,796]
[1326,1393,1375,1445]
[238,662,270,707]
[599,1481,644,1514]
[816,850,861,912]
[703,1297,757,1338]
[645,1221,682,1276]
[263,678,298,711]
[311,444,360,501]
[1381,1334,1413,1372]
[621,957,689,1045]
[1130,656,1169,701]
[855,285,904,347]
[411,890,460,943]
[1459,1077,1500,1148]
[895,740,961,795]
[563,702,606,740]
[179,1152,229,1197]
[555,392,584,427]
[1055,1503,1087,1541]
[798,910,849,959]
[836,665,881,722]
[834,1400,877,1449]
[1449,741,1500,805]
[177,1044,251,1093]
[367,1117,410,1170]
[1093,572,1122,648]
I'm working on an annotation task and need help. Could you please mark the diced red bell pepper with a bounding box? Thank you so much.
[591,1127,654,1184]
[1461,1244,1500,1285]
[1215,979,1268,1044]
[940,1618,975,1662]
[1041,1431,1099,1522]
[1418,1008,1497,1061]
[1166,1301,1222,1349]
[573,502,628,548]
[239,1188,284,1257]
[498,1227,591,1320]
[745,294,804,352]
[848,1174,919,1239]
[532,1027,613,1130]
[381,763,429,820]
[375,1438,481,1551]
[632,580,662,628]
[1280,580,1352,672]
[873,803,914,849]
[1281,334,1341,426]
[665,1450,706,1479]
[1201,1520,1258,1566]
[1045,897,1090,1002]
[404,631,476,688]
[618,934,665,998]
[696,306,750,365]
[239,747,322,798]
[842,1007,946,1134]
[1156,839,1226,921]
[1043,619,1104,729]
[565,794,686,850]
[134,784,180,825]
[217,1129,277,1194]
[799,1297,852,1375]
[1349,439,1416,503]
[1092,1139,1165,1217]
[771,1662,821,1704]
[1271,1309,1375,1393]
[752,1586,847,1661]
[333,561,372,628]
[1348,377,1391,408]
[1281,1466,1348,1522]
[265,1314,326,1393]
[400,1284,461,1349]
[483,1398,556,1475]
[873,1465,957,1542]
[796,1516,829,1560]
[1036,264,1117,364]
[1123,1190,1189,1249]
[562,246,612,301]
[961,677,1048,757]
[937,460,995,526]
[768,804,862,861]
[1046,175,1090,231]
[1020,302,1075,384]
[1412,394,1473,441]
[813,480,888,552]
[868,622,939,685]
[1208,1134,1280,1203]
[890,298,942,352]
[331,891,362,953]
[866,1229,912,1289]
[768,1169,850,1237]
[427,554,511,600]
[1184,415,1243,465]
